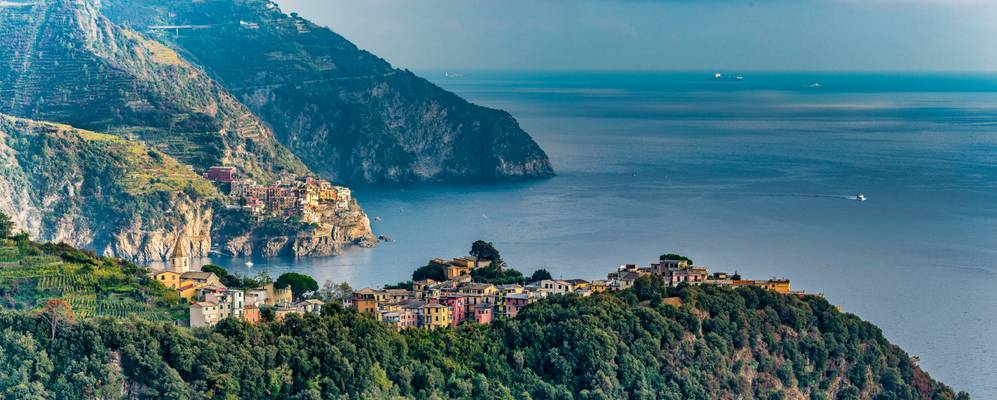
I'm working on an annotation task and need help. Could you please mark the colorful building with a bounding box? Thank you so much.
[204,166,237,183]
[421,303,453,329]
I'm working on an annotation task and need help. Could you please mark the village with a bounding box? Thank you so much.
[346,256,803,331]
[151,241,805,330]
[203,166,354,224]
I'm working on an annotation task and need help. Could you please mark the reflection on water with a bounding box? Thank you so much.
[174,72,996,396]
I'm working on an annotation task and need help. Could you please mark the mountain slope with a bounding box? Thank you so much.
[0,114,218,263]
[0,0,308,181]
[0,0,375,261]
[0,285,969,399]
[102,0,556,183]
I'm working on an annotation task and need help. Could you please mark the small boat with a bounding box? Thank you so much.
[714,72,744,81]
[245,261,254,267]
[856,194,866,201]
[374,216,382,222]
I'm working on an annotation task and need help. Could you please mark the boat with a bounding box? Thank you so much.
[245,261,254,267]
[856,194,866,201]
[714,72,744,81]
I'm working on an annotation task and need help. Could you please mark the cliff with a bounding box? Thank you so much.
[0,0,375,261]
[0,0,308,181]
[214,198,376,258]
[0,115,218,263]
[102,0,556,183]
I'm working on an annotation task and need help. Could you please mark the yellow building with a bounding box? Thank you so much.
[421,303,452,329]
[446,264,471,280]
[757,280,791,294]
[154,271,182,289]
[176,283,200,301]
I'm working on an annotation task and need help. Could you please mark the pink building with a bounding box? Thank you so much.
[501,294,530,319]
[474,303,493,325]
[204,166,237,183]
[441,295,467,326]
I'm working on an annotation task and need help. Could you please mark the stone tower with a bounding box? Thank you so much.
[169,236,190,273]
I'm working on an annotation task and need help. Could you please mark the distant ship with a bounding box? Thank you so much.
[443,71,464,78]
[856,194,866,202]
[806,82,823,88]
[714,72,744,81]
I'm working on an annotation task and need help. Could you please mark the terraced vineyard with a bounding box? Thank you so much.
[0,242,179,321]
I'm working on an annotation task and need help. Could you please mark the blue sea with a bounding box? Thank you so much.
[198,72,997,396]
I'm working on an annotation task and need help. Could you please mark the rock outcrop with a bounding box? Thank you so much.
[218,199,375,258]
[0,0,376,261]
[102,0,556,183]
[0,115,219,263]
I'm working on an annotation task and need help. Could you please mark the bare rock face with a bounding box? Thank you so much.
[0,115,220,263]
[0,1,377,262]
[103,200,214,264]
[215,199,376,258]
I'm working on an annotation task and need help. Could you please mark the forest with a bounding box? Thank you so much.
[0,276,968,400]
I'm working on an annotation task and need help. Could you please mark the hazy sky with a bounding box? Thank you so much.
[277,0,997,72]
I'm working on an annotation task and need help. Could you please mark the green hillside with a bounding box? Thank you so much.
[102,0,555,183]
[0,0,308,182]
[0,281,968,399]
[0,235,181,322]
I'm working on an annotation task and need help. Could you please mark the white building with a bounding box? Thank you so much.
[538,280,575,295]
[190,302,222,327]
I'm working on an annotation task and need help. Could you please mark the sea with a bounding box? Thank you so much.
[188,71,997,396]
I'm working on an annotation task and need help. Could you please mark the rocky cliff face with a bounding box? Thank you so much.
[0,115,219,263]
[0,0,309,181]
[0,0,375,261]
[218,199,375,258]
[102,0,556,183]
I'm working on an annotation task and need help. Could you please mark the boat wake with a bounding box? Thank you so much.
[726,192,866,201]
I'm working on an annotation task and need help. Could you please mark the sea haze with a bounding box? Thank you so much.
[195,71,997,396]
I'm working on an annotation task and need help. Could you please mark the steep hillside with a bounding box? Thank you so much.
[0,285,968,399]
[102,0,556,183]
[0,115,218,263]
[0,237,184,320]
[0,0,375,260]
[0,0,308,181]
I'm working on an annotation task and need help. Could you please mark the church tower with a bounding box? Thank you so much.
[169,236,190,273]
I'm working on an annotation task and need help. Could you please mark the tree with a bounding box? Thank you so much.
[39,299,74,340]
[201,264,230,279]
[383,281,414,290]
[530,269,552,282]
[275,273,319,300]
[470,240,501,262]
[412,264,446,282]
[201,264,250,288]
[634,275,665,302]
[255,271,274,285]
[318,280,354,303]
[659,253,693,265]
[0,211,14,239]
[471,265,524,285]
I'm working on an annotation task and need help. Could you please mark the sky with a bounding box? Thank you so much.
[276,0,997,72]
